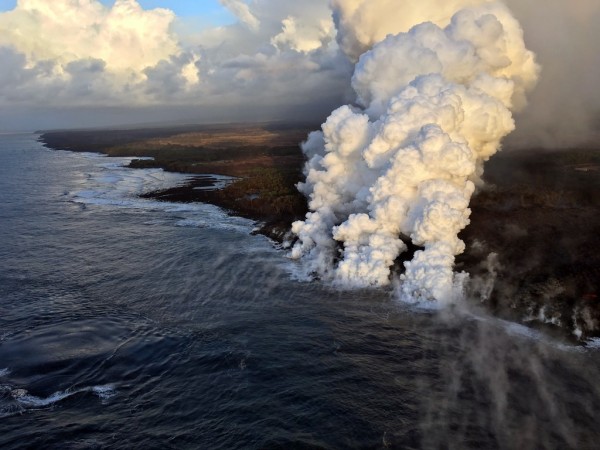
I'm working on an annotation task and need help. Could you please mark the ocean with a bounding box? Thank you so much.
[1,133,599,449]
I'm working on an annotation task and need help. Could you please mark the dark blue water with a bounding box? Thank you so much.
[1,133,599,449]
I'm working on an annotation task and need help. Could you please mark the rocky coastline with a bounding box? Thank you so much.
[39,125,600,341]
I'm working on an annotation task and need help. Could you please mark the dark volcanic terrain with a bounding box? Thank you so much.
[41,123,314,239]
[459,148,600,339]
[40,125,600,340]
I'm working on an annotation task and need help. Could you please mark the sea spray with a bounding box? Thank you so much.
[291,1,539,303]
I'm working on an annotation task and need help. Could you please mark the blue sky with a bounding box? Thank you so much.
[0,0,236,26]
[0,0,16,10]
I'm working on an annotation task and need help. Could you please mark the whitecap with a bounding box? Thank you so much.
[15,389,75,408]
[585,338,600,349]
[92,385,117,403]
[8,384,118,409]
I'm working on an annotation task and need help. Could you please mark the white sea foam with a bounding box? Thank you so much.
[0,382,117,418]
[12,384,117,408]
[174,216,251,234]
[14,389,74,407]
[68,153,255,234]
[0,368,10,377]
[174,219,207,228]
[586,338,600,350]
[92,384,117,401]
[284,259,318,283]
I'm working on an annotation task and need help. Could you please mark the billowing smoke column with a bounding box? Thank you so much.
[291,1,539,304]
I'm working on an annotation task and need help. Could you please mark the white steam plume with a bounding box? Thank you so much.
[291,1,539,304]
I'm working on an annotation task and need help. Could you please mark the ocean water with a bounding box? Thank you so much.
[0,133,599,449]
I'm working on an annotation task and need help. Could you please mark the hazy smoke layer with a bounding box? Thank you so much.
[504,0,600,147]
[291,1,539,303]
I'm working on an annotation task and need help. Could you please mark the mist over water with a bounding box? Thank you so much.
[1,134,600,448]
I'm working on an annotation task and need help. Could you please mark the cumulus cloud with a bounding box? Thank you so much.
[0,0,191,107]
[0,0,352,126]
[0,0,178,72]
[271,15,334,53]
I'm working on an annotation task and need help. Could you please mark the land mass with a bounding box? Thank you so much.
[39,123,600,340]
[40,123,315,240]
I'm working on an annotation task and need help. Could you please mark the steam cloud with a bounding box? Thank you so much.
[291,1,539,304]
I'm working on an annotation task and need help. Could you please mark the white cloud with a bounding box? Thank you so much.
[271,16,334,53]
[0,0,351,118]
[219,0,260,31]
[0,0,179,73]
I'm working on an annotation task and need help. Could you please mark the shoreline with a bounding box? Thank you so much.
[39,124,313,242]
[138,175,300,242]
[38,125,600,341]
